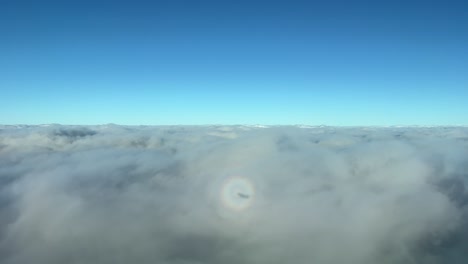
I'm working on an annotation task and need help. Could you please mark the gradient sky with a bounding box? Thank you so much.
[1,0,467,125]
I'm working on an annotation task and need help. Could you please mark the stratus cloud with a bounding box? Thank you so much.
[0,125,468,264]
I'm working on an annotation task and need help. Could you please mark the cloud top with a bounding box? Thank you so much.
[1,125,468,264]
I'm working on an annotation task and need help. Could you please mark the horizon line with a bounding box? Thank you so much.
[2,123,468,128]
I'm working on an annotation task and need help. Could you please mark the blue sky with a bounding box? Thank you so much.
[1,0,467,125]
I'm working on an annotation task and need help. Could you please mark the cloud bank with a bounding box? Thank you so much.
[1,125,468,264]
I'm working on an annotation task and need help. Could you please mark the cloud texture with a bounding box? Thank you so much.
[1,125,468,264]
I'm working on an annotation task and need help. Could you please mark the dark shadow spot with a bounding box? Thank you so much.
[237,192,249,199]
[52,128,97,141]
[277,135,298,152]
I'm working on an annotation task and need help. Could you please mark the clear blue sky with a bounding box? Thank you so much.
[1,0,467,125]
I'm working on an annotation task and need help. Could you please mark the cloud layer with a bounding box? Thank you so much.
[1,125,468,264]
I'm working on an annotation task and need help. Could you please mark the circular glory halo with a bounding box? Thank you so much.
[220,176,255,212]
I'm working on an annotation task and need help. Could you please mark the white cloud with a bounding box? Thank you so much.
[0,125,468,263]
